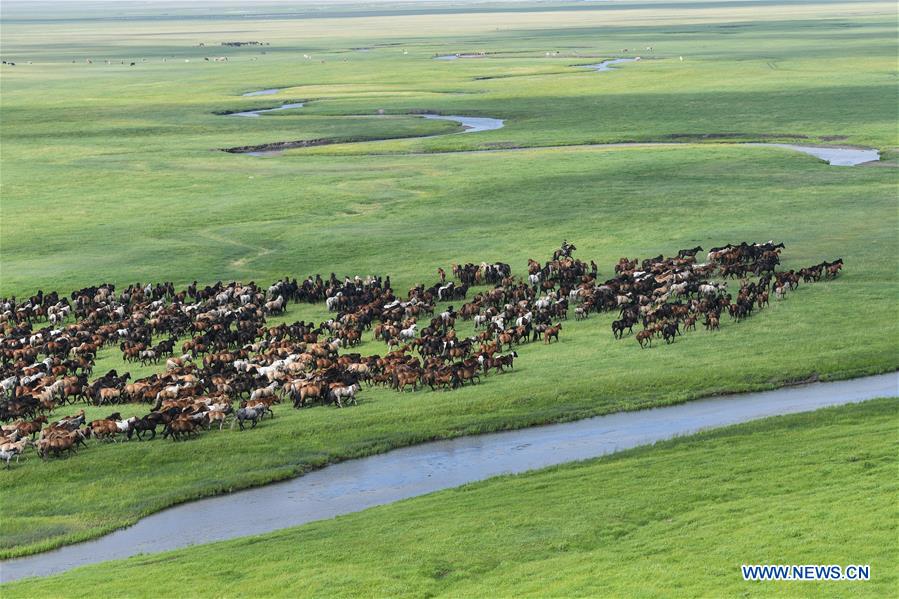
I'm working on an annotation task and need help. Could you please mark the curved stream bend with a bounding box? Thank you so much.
[229,102,305,118]
[2,372,895,583]
[395,142,879,166]
[234,113,505,156]
[583,57,639,72]
[227,89,877,165]
[751,144,879,166]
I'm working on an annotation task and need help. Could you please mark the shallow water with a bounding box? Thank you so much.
[241,88,280,96]
[229,102,305,118]
[571,142,879,167]
[583,57,639,72]
[420,113,505,133]
[230,90,877,166]
[419,141,878,167]
[239,113,505,156]
[753,144,879,166]
[2,372,895,582]
[433,54,485,60]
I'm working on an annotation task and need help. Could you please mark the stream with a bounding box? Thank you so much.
[2,372,895,582]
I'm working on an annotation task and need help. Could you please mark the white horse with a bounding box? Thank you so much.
[699,283,724,296]
[250,382,279,402]
[330,383,360,407]
[215,290,232,305]
[0,447,24,468]
[399,324,418,340]
[155,384,181,403]
[257,364,284,383]
[326,293,342,311]
[264,296,285,314]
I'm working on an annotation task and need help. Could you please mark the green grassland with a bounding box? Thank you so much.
[0,146,896,557]
[0,0,897,567]
[4,399,896,597]
[1,2,897,292]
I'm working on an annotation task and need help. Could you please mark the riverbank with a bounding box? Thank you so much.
[4,398,894,596]
[2,373,895,581]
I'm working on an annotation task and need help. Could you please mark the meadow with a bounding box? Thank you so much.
[0,0,897,581]
[4,399,895,597]
[2,1,897,292]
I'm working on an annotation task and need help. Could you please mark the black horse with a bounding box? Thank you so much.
[127,415,160,440]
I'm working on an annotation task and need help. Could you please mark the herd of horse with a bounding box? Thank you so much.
[0,241,841,467]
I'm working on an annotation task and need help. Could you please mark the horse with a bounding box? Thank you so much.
[206,409,230,430]
[5,415,46,439]
[825,258,843,278]
[544,324,562,344]
[294,382,324,408]
[127,415,160,440]
[249,382,279,403]
[677,246,703,259]
[232,407,263,430]
[39,430,83,459]
[164,416,200,441]
[138,349,158,365]
[392,369,419,392]
[1,446,24,468]
[662,322,679,344]
[611,319,634,339]
[329,383,360,407]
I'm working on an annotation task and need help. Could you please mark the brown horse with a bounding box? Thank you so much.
[636,329,654,348]
[392,369,419,392]
[544,324,562,344]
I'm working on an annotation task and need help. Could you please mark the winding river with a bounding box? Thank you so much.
[583,57,639,72]
[420,113,504,133]
[230,112,505,156]
[225,89,877,165]
[229,102,305,118]
[2,372,895,583]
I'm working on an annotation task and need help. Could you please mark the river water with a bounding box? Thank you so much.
[2,372,895,582]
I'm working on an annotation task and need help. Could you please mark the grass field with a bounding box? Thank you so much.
[4,399,895,597]
[1,0,897,574]
[2,152,898,557]
[2,1,897,292]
